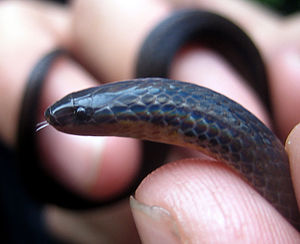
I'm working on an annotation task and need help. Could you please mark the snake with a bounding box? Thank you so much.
[42,10,300,230]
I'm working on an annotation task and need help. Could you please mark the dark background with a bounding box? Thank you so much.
[0,0,298,243]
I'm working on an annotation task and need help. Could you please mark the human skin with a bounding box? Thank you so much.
[0,0,299,243]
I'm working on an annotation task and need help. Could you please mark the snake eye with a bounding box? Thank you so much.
[74,106,92,122]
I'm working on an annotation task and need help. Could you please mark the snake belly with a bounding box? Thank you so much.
[45,78,300,230]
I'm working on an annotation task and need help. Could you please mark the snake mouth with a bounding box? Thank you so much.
[44,94,75,128]
[45,106,60,126]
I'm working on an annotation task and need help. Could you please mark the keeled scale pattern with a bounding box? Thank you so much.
[83,78,300,229]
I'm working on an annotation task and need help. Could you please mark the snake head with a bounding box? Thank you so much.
[45,87,96,135]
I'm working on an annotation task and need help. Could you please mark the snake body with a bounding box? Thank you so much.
[45,78,300,230]
[42,9,300,230]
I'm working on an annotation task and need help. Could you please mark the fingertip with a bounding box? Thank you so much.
[130,196,182,244]
[268,47,300,139]
[71,0,171,80]
[285,123,300,205]
[133,159,299,242]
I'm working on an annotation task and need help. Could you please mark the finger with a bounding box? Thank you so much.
[131,159,300,243]
[71,0,171,81]
[267,16,300,139]
[171,46,270,125]
[0,1,140,201]
[286,123,300,204]
[0,0,69,146]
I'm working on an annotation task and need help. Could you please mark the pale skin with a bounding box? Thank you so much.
[0,0,300,243]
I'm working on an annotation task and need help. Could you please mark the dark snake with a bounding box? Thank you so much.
[43,10,300,230]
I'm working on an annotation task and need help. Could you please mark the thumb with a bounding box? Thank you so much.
[130,159,299,243]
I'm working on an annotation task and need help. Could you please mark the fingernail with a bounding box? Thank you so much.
[285,123,300,158]
[130,196,182,244]
[285,123,300,194]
